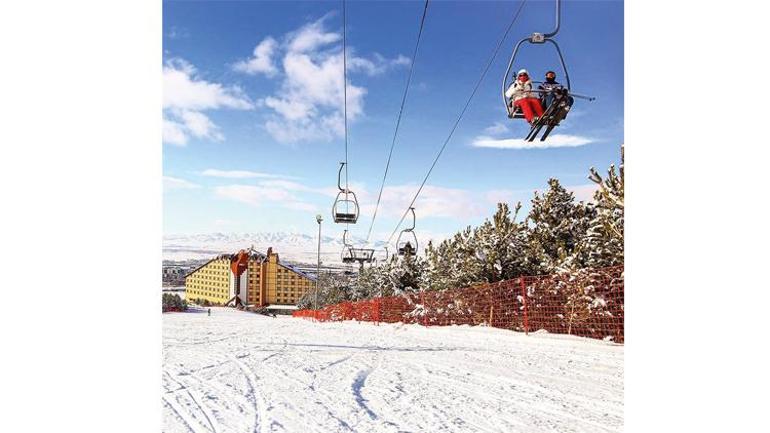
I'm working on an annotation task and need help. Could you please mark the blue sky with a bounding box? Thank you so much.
[163,0,623,247]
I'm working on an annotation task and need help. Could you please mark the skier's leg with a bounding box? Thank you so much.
[532,98,544,118]
[516,100,534,123]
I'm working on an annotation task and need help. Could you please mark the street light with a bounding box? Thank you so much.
[315,214,323,316]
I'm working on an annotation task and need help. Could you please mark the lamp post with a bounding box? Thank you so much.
[315,214,323,315]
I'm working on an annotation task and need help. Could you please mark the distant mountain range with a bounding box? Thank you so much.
[163,232,387,264]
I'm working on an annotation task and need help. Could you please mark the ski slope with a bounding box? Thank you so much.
[163,308,623,433]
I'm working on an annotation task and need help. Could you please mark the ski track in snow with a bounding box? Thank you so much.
[163,308,623,433]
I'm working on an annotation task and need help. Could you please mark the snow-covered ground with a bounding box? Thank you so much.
[163,308,623,433]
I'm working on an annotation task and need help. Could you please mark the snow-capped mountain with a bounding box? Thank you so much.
[163,232,387,264]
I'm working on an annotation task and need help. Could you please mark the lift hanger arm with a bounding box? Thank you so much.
[543,0,562,39]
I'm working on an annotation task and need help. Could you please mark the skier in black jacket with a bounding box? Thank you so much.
[538,71,567,108]
[538,71,574,123]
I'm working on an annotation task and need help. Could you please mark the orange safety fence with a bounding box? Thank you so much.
[294,265,624,343]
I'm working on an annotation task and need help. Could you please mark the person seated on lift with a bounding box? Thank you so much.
[538,70,574,113]
[402,242,414,255]
[505,69,544,125]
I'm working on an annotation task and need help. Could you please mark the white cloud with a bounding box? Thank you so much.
[359,184,486,220]
[201,169,296,180]
[214,184,316,212]
[233,37,279,76]
[162,58,253,146]
[287,16,341,52]
[214,218,234,227]
[215,184,294,203]
[167,26,189,40]
[284,201,318,212]
[258,179,315,192]
[178,109,223,141]
[258,179,340,198]
[163,176,200,191]
[347,53,411,76]
[484,189,522,205]
[483,122,510,136]
[212,176,368,213]
[471,134,593,149]
[567,184,599,202]
[162,119,188,146]
[234,17,407,144]
[392,54,411,67]
[163,59,252,111]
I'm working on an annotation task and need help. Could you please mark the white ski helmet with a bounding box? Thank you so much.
[517,68,529,76]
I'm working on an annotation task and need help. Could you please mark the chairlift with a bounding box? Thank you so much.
[372,246,389,265]
[341,229,355,264]
[396,207,418,256]
[501,0,595,142]
[340,229,375,266]
[332,162,360,224]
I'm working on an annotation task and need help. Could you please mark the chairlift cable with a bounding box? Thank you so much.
[342,0,349,193]
[342,0,351,232]
[384,0,529,246]
[365,0,430,244]
[331,1,361,227]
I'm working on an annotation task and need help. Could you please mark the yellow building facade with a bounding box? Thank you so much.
[185,248,314,307]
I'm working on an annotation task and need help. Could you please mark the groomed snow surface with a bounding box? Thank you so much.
[163,308,623,433]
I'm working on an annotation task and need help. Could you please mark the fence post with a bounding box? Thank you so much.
[420,291,427,327]
[520,277,528,335]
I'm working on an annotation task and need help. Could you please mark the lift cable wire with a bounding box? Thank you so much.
[384,0,529,247]
[342,0,349,193]
[364,0,431,244]
[342,0,350,228]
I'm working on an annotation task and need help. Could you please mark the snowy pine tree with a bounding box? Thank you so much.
[424,226,482,291]
[390,250,426,294]
[582,145,624,267]
[296,271,355,309]
[472,202,530,282]
[526,178,596,273]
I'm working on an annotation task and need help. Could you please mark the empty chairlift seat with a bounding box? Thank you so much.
[332,162,360,224]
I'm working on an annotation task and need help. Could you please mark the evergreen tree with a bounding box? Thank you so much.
[296,271,355,309]
[526,178,595,273]
[582,145,624,267]
[472,202,530,282]
[162,293,186,310]
[424,226,481,291]
[355,266,378,298]
[388,250,426,295]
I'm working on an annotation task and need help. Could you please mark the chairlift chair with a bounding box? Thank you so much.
[332,162,360,224]
[341,245,356,264]
[341,230,356,264]
[372,246,389,266]
[352,248,375,263]
[501,0,594,142]
[397,207,419,256]
[340,230,375,266]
